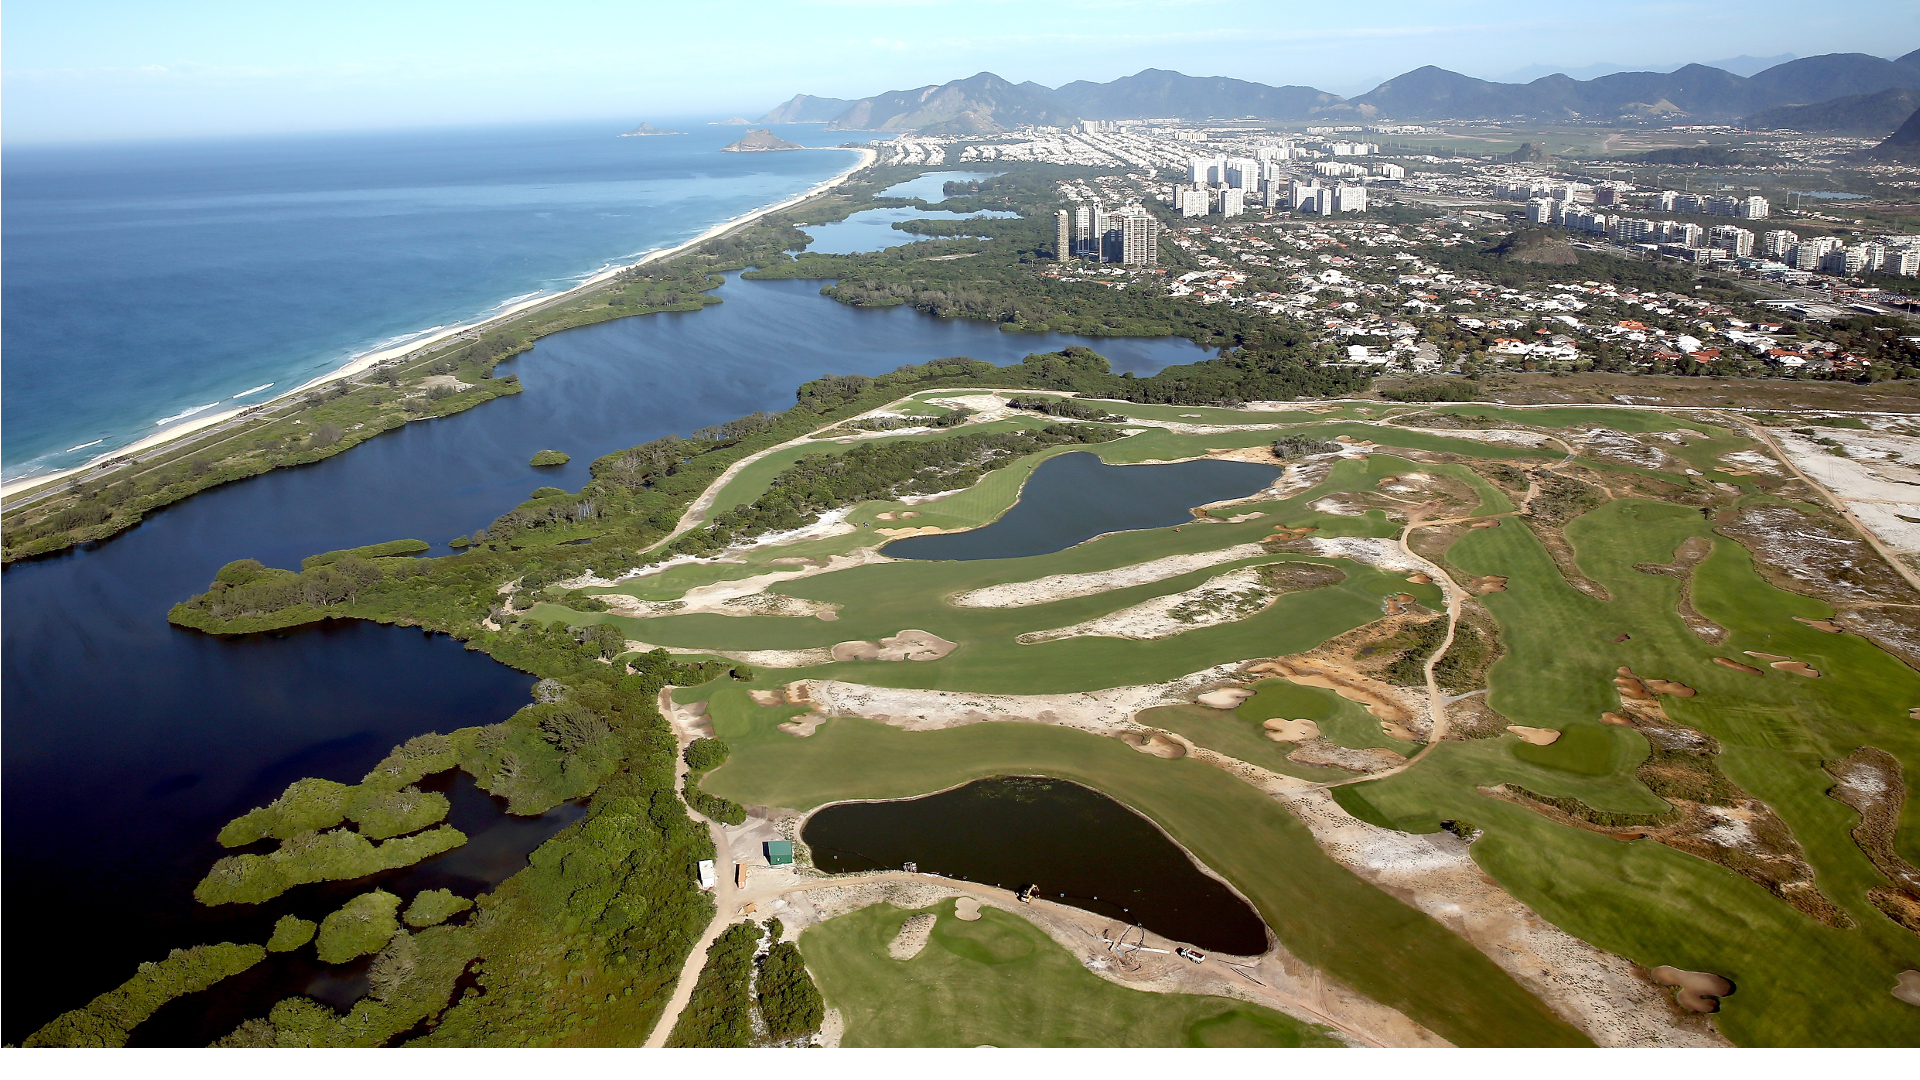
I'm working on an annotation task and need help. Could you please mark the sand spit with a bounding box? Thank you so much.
[888,913,938,960]
[950,544,1271,608]
[1274,787,1730,1046]
[1017,567,1280,644]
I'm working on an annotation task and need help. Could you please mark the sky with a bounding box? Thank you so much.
[4,0,1914,144]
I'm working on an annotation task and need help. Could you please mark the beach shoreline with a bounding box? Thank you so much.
[2,145,880,502]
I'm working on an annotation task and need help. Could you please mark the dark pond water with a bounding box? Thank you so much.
[884,451,1282,562]
[1,272,1212,1043]
[800,206,1017,255]
[803,776,1269,955]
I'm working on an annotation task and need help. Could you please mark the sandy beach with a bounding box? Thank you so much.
[2,145,879,503]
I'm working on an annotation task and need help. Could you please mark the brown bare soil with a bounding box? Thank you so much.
[1444,694,1514,740]
[1823,747,1920,935]
[1466,371,1920,412]
[1720,503,1920,668]
[1712,658,1761,675]
[1648,966,1735,1013]
[1287,740,1406,773]
[1499,679,1851,928]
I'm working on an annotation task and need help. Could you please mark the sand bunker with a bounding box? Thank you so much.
[953,897,982,922]
[1617,667,1693,697]
[1770,661,1821,678]
[1507,726,1562,746]
[951,545,1277,609]
[1305,536,1428,575]
[1794,616,1845,633]
[1712,658,1762,675]
[1119,732,1187,758]
[1469,519,1501,530]
[1017,567,1286,644]
[873,511,919,521]
[889,913,939,960]
[1406,573,1433,585]
[1600,712,1632,726]
[875,525,948,538]
[830,630,957,662]
[1468,575,1508,595]
[778,714,825,738]
[1649,966,1734,1013]
[1264,718,1321,742]
[1197,687,1253,709]
[1896,970,1920,1008]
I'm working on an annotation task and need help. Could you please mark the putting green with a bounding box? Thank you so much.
[802,899,1343,1047]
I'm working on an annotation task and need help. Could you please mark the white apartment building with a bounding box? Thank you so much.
[1118,209,1159,265]
[1170,185,1210,217]
[1708,225,1755,257]
[1216,187,1246,217]
[1762,230,1799,258]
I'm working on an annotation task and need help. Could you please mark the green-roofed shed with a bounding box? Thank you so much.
[764,840,794,866]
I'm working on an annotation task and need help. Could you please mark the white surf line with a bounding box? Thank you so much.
[230,383,274,399]
[64,439,104,453]
[0,146,880,503]
[154,402,221,426]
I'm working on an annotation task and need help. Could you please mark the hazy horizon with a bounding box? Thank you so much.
[4,0,1912,145]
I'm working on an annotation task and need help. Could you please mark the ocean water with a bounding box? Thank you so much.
[0,121,864,482]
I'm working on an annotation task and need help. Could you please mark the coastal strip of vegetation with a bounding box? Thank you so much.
[0,161,953,563]
[23,943,267,1048]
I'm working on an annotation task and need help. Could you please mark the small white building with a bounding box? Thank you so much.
[697,860,717,889]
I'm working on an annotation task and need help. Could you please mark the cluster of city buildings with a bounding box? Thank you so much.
[1053,200,1161,265]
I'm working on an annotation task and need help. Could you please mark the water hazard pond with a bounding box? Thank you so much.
[802,776,1270,955]
[883,452,1281,561]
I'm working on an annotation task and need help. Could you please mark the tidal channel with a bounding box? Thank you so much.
[802,776,1270,955]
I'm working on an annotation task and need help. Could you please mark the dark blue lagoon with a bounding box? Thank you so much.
[1,266,1213,1041]
[884,452,1282,562]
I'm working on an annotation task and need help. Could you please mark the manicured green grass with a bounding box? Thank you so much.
[1346,494,1920,1045]
[802,899,1343,1047]
[700,714,1588,1047]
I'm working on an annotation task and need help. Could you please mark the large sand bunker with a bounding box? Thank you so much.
[1247,658,1417,738]
[953,897,982,922]
[1649,966,1733,1013]
[1770,660,1821,678]
[1896,970,1920,1008]
[1507,726,1562,746]
[1712,658,1761,675]
[1264,718,1320,742]
[1197,687,1253,709]
[949,545,1270,608]
[888,913,939,960]
[1017,567,1286,644]
[830,630,957,662]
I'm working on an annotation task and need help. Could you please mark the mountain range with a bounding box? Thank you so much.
[758,48,1920,133]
